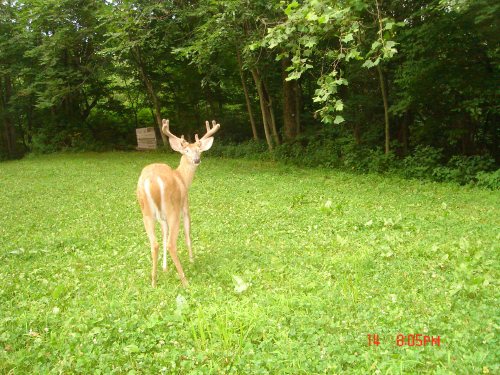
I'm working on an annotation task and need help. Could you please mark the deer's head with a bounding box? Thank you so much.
[162,119,220,165]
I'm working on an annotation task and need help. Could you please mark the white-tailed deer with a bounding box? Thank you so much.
[137,119,220,287]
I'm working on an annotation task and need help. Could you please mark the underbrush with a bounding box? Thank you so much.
[18,124,500,190]
[213,140,499,189]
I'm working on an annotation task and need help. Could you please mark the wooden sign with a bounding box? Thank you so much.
[136,127,157,150]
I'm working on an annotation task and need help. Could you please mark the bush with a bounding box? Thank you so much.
[340,141,372,172]
[191,134,499,189]
[273,135,343,168]
[402,145,443,179]
[432,155,496,185]
[30,126,94,154]
[475,169,500,190]
[30,129,60,154]
[305,137,342,168]
[209,140,268,159]
[30,127,120,154]
[365,148,399,173]
[28,110,136,154]
[274,141,304,164]
[136,108,155,128]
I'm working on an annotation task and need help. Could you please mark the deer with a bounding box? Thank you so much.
[137,118,220,287]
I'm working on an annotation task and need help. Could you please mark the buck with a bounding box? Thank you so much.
[137,118,220,287]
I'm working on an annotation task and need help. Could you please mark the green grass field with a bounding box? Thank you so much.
[0,152,498,374]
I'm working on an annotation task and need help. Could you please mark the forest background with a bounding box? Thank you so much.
[0,0,498,187]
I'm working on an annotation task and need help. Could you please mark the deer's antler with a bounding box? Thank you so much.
[195,120,220,144]
[162,119,186,144]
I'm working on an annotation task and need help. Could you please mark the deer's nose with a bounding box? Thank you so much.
[193,158,201,165]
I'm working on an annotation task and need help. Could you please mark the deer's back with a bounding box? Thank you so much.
[137,163,185,219]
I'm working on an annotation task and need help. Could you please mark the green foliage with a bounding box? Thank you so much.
[29,109,136,154]
[30,129,99,154]
[275,136,343,168]
[337,143,397,174]
[210,140,269,159]
[85,110,136,150]
[433,155,496,185]
[263,0,399,123]
[0,0,498,175]
[402,145,444,179]
[390,0,498,156]
[342,139,370,172]
[214,136,498,188]
[24,0,110,121]
[475,169,500,190]
[364,148,398,173]
[0,153,498,373]
[136,108,155,128]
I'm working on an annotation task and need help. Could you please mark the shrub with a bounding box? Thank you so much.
[273,136,343,168]
[365,148,399,173]
[136,108,155,128]
[308,147,340,168]
[305,137,342,168]
[184,134,499,189]
[210,140,268,159]
[274,142,304,164]
[340,142,372,172]
[402,145,443,179]
[433,155,496,185]
[30,130,59,154]
[475,169,500,190]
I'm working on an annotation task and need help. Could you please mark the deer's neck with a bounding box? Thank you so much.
[176,155,198,189]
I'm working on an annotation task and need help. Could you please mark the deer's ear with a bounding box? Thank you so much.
[199,137,214,152]
[169,137,185,153]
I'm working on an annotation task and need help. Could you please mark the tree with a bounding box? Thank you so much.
[175,0,287,150]
[0,1,21,158]
[101,0,181,146]
[391,0,499,157]
[0,0,497,166]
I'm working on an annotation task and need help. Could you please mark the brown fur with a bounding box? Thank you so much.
[137,119,219,288]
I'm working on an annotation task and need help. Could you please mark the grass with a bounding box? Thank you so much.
[0,151,498,374]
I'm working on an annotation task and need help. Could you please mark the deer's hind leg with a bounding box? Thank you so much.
[166,211,188,287]
[143,216,159,288]
[160,220,168,271]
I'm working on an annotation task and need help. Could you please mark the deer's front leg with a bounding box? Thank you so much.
[167,217,188,287]
[183,203,193,263]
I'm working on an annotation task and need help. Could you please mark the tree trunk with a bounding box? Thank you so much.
[262,78,280,146]
[400,110,411,155]
[460,117,475,155]
[81,95,98,122]
[237,50,258,140]
[282,57,300,141]
[295,82,301,135]
[250,68,273,151]
[377,65,390,154]
[25,97,34,147]
[353,122,362,145]
[204,86,217,118]
[133,47,168,146]
[1,75,16,157]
